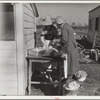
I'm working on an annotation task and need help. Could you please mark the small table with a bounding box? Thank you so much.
[26,55,65,95]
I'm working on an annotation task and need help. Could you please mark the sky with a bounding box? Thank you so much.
[36,3,100,26]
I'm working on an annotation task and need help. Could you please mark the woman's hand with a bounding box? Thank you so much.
[61,53,67,58]
[53,39,60,43]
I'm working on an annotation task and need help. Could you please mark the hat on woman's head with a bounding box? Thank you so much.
[42,15,53,25]
[56,16,65,24]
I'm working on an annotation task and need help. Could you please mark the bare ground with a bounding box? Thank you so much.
[30,63,100,96]
[78,63,100,96]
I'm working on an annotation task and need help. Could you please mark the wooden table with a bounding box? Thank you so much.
[26,55,65,95]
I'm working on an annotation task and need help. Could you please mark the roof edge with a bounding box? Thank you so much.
[89,5,100,13]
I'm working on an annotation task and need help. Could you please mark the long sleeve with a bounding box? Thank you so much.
[61,26,69,49]
[41,31,48,48]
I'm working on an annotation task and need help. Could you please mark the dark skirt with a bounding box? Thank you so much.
[67,48,80,76]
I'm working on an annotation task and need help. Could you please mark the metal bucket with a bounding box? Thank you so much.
[63,88,78,96]
[62,82,80,96]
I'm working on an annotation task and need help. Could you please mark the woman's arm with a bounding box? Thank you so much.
[41,31,45,47]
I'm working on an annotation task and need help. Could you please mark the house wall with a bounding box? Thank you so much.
[13,3,37,95]
[23,3,37,93]
[0,41,17,95]
[0,3,37,95]
[88,6,100,43]
[23,3,36,50]
[0,4,17,95]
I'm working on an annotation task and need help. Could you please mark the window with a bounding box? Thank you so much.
[0,3,15,41]
[95,17,99,31]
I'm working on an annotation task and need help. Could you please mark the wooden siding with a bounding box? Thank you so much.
[0,50,16,58]
[0,41,17,95]
[0,81,17,95]
[24,29,35,35]
[0,41,16,50]
[0,80,17,95]
[0,65,16,73]
[25,38,35,49]
[23,3,37,92]
[25,33,34,42]
[0,3,38,95]
[23,3,36,50]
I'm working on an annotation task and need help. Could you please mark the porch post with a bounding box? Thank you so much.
[14,3,25,95]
